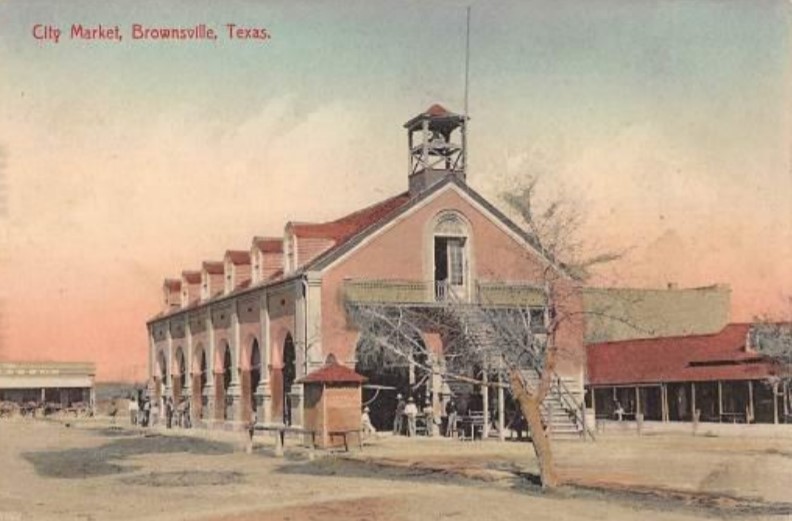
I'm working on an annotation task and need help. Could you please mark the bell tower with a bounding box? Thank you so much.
[404,104,467,195]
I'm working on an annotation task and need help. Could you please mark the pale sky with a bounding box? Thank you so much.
[0,0,790,381]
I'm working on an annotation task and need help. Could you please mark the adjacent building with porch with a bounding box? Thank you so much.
[0,361,96,410]
[587,323,790,425]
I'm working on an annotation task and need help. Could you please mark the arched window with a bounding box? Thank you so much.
[432,211,470,300]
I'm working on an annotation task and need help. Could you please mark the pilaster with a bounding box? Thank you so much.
[257,292,272,424]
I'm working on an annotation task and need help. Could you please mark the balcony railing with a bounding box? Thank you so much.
[343,279,546,307]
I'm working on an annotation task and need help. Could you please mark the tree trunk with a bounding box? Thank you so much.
[510,371,560,489]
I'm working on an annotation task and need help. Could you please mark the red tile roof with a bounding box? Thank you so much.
[587,324,781,385]
[426,103,452,117]
[225,250,251,265]
[181,271,201,284]
[266,269,284,281]
[298,357,367,384]
[163,279,181,291]
[252,236,283,254]
[290,193,410,245]
[202,261,224,275]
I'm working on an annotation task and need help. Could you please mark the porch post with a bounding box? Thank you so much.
[747,380,754,424]
[717,381,723,422]
[497,374,505,441]
[482,369,490,439]
[772,381,779,425]
[635,386,641,415]
[661,384,669,422]
[691,382,696,421]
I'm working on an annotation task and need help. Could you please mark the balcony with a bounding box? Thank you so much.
[343,279,545,307]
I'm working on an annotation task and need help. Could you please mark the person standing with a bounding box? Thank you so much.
[108,399,118,425]
[128,394,139,426]
[141,398,150,427]
[393,394,406,435]
[150,398,159,427]
[445,399,458,437]
[183,399,192,429]
[361,406,376,437]
[422,399,435,437]
[404,397,418,437]
[165,397,174,429]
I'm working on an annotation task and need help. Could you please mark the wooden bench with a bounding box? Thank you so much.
[251,424,316,456]
[328,429,363,452]
[719,412,747,424]
[458,413,486,441]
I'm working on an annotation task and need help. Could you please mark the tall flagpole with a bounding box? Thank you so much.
[464,5,471,117]
[463,5,471,176]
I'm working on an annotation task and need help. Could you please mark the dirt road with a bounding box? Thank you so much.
[0,419,789,521]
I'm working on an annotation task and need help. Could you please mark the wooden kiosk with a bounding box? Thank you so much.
[299,354,367,449]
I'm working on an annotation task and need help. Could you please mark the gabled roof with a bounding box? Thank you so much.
[289,192,411,244]
[225,250,251,265]
[252,236,283,254]
[152,175,568,323]
[202,261,224,275]
[303,175,557,275]
[181,271,201,284]
[403,104,464,129]
[587,324,780,385]
[298,358,367,384]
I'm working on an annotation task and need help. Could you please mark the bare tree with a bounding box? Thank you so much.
[752,296,792,421]
[348,176,619,489]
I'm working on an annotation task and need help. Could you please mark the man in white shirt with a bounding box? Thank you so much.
[404,397,418,437]
[128,394,139,425]
[361,406,376,437]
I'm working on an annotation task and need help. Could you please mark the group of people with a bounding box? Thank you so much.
[389,394,458,437]
[126,394,192,429]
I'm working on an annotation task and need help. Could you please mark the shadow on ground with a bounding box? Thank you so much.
[119,470,245,487]
[277,457,792,519]
[23,428,234,479]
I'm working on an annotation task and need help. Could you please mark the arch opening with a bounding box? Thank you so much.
[282,333,296,425]
[355,333,430,432]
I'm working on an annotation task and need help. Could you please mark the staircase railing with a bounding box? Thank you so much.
[437,281,595,441]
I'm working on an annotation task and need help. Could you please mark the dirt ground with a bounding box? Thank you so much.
[0,418,790,521]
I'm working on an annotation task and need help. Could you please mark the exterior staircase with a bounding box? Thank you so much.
[521,370,587,440]
[440,294,594,441]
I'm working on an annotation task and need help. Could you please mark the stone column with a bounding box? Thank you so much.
[257,292,272,424]
[227,304,243,424]
[289,383,304,427]
[146,326,157,397]
[183,320,192,401]
[203,310,216,424]
[163,323,173,424]
[305,272,324,372]
[292,282,308,427]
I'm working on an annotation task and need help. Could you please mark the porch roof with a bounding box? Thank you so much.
[587,324,781,385]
